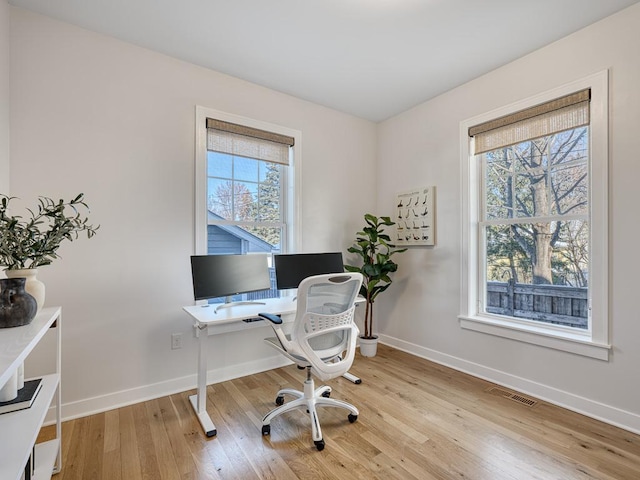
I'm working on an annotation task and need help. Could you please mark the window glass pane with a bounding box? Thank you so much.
[232,181,258,221]
[234,156,259,182]
[258,160,269,182]
[514,170,547,218]
[554,220,589,287]
[257,163,281,222]
[550,128,588,167]
[208,151,232,178]
[207,179,258,221]
[207,178,233,219]
[484,151,514,220]
[485,223,530,284]
[484,220,588,329]
[551,164,588,216]
[485,221,590,286]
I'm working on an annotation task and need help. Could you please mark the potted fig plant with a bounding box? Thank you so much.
[0,193,99,310]
[345,213,406,357]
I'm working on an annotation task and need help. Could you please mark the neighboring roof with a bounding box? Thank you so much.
[207,211,275,251]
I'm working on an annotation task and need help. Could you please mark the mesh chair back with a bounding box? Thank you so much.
[293,273,363,380]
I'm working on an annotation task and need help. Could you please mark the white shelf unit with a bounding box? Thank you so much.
[0,307,62,480]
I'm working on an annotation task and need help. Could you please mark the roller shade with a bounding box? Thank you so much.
[207,118,294,165]
[469,89,590,155]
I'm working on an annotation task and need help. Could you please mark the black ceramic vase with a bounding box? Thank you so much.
[0,277,38,328]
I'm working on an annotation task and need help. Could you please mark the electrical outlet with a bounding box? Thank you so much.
[171,333,182,350]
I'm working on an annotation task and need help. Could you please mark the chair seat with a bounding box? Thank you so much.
[264,336,309,364]
[265,331,348,363]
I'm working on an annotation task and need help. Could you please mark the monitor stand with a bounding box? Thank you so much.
[213,296,266,313]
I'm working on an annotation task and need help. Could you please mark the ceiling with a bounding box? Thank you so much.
[9,0,640,122]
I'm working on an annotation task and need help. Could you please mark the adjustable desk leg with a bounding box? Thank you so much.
[189,324,217,437]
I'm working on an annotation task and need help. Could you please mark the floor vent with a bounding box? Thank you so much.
[486,387,538,407]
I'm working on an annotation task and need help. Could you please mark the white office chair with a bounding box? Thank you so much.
[258,272,363,451]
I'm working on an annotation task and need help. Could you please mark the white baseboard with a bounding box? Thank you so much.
[378,334,640,435]
[45,354,291,424]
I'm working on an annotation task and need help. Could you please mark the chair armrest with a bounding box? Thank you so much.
[258,312,283,325]
[260,312,291,354]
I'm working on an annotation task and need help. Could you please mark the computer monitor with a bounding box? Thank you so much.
[190,254,271,311]
[274,252,345,290]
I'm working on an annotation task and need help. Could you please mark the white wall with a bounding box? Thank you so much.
[0,0,9,194]
[377,3,640,432]
[9,8,376,418]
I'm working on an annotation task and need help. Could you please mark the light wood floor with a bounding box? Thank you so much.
[39,345,640,479]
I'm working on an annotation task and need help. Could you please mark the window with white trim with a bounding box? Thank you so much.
[195,107,301,302]
[459,72,610,360]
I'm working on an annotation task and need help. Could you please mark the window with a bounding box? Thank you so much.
[195,107,301,302]
[459,72,610,360]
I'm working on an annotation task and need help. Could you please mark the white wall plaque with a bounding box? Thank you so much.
[394,186,436,246]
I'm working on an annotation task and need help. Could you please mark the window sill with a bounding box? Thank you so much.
[458,315,610,361]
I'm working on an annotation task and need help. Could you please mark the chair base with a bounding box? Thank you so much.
[261,375,358,450]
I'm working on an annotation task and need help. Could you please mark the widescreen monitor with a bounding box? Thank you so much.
[274,252,345,290]
[190,254,271,304]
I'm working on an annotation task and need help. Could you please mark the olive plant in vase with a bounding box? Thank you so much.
[345,214,406,357]
[0,193,99,313]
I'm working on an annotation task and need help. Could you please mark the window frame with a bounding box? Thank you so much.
[459,71,610,360]
[195,106,302,259]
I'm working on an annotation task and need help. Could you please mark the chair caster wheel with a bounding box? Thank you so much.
[321,390,331,398]
[314,439,325,451]
[348,414,358,423]
[262,424,271,435]
[275,395,284,406]
[355,379,362,384]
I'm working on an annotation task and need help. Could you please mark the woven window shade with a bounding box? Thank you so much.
[469,89,590,155]
[207,118,293,165]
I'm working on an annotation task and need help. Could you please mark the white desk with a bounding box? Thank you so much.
[183,296,362,437]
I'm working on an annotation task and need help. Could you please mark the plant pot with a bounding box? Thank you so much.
[359,336,379,357]
[5,268,45,312]
[0,277,38,328]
